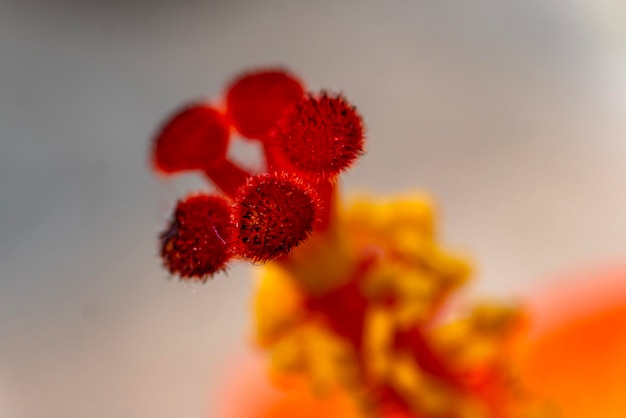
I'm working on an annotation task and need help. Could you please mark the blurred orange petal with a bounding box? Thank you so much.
[217,350,360,418]
[520,264,626,418]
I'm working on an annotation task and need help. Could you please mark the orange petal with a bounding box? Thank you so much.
[217,350,360,418]
[519,264,626,418]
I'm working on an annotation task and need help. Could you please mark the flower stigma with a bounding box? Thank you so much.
[150,67,562,418]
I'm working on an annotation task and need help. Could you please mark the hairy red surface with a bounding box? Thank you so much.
[160,194,233,279]
[230,173,318,263]
[272,93,364,179]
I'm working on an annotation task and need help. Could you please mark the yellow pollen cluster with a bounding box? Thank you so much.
[253,193,552,418]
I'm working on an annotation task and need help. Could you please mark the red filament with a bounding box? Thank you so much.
[203,160,251,198]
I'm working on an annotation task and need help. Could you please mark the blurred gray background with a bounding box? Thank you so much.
[1,1,625,417]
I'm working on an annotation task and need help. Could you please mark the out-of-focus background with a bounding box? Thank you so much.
[1,1,625,417]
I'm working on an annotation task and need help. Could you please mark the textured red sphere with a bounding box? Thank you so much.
[153,104,230,173]
[231,173,318,263]
[160,194,233,280]
[272,93,364,179]
[226,70,304,140]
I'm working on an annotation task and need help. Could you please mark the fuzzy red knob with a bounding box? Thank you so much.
[272,93,364,179]
[226,69,304,140]
[160,194,233,280]
[231,173,318,263]
[153,104,230,173]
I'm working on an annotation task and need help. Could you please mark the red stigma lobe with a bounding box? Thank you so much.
[152,103,230,174]
[230,173,318,263]
[272,93,364,180]
[226,69,305,140]
[150,67,367,278]
[160,194,233,280]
